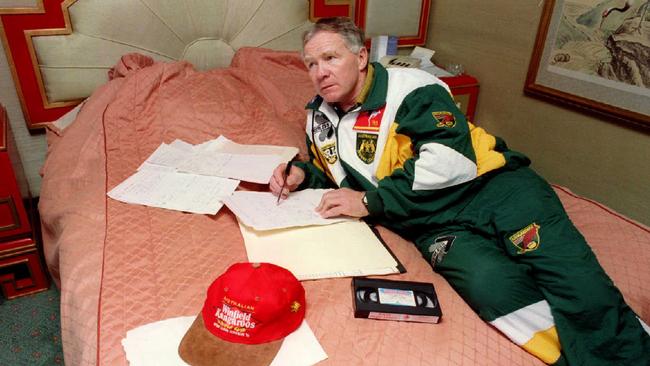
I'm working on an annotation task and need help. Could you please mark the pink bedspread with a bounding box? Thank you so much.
[39,49,650,366]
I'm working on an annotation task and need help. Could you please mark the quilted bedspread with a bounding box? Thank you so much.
[38,48,650,366]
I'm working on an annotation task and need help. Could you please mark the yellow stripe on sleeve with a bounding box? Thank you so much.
[521,326,562,365]
[376,122,413,180]
[310,143,335,182]
[468,122,506,176]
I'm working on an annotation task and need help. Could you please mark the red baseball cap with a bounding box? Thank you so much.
[178,262,306,365]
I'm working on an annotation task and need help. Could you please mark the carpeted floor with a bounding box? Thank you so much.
[0,286,64,365]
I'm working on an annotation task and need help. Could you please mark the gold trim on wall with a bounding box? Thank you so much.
[309,0,353,22]
[0,196,21,232]
[24,0,81,109]
[0,0,79,128]
[0,0,44,14]
[0,256,47,299]
[0,244,36,259]
[0,22,31,125]
[0,107,6,151]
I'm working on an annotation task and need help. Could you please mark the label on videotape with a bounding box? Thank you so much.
[352,277,442,324]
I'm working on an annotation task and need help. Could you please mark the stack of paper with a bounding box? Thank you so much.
[223,189,402,280]
[139,136,298,184]
[121,316,327,366]
[108,135,298,214]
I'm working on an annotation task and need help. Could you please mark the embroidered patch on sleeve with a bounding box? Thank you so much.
[314,112,334,141]
[320,143,338,164]
[354,106,385,132]
[432,111,456,128]
[509,223,541,254]
[356,133,378,164]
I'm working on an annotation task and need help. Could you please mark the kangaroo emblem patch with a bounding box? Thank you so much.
[356,133,378,164]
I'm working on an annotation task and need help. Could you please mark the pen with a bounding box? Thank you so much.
[276,161,293,205]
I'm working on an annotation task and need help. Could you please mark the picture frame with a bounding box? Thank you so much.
[310,0,431,47]
[524,0,650,130]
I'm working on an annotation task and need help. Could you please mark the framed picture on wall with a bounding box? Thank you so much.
[524,0,650,130]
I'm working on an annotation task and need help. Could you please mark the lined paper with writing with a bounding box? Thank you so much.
[224,189,353,231]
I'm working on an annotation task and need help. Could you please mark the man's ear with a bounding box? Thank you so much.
[358,47,369,70]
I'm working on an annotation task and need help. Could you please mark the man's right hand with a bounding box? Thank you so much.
[269,163,306,199]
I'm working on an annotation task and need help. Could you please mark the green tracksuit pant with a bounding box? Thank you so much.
[414,167,650,366]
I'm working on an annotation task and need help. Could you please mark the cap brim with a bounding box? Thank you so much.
[178,315,282,366]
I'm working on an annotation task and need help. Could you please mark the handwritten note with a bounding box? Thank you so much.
[110,135,300,214]
[139,140,195,169]
[138,136,298,184]
[108,168,240,214]
[223,189,353,231]
[177,153,285,184]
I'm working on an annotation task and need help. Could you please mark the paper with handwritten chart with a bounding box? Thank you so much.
[139,136,298,183]
[180,137,298,183]
[223,189,353,231]
[107,167,239,214]
[177,152,285,184]
[138,139,196,169]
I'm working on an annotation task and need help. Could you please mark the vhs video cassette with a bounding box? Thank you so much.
[352,277,442,324]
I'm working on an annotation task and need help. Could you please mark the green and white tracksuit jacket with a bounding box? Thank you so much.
[295,62,650,366]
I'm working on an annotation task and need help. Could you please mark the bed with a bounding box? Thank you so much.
[2,1,648,365]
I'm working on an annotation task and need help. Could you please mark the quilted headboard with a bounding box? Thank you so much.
[1,0,431,129]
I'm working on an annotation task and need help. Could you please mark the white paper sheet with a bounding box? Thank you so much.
[177,152,285,184]
[107,169,239,214]
[194,135,229,153]
[241,220,401,280]
[270,321,328,366]
[139,136,298,184]
[410,46,435,67]
[214,136,299,160]
[121,316,327,366]
[223,189,353,231]
[140,140,195,169]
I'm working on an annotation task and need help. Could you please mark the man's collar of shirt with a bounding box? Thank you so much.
[306,62,388,113]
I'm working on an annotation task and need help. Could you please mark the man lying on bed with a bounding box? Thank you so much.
[269,17,649,366]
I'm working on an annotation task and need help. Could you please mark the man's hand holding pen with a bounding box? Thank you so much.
[270,162,305,202]
[270,162,369,218]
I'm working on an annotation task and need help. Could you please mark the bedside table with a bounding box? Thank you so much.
[0,105,49,299]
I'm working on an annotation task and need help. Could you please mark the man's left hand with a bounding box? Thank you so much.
[316,188,368,218]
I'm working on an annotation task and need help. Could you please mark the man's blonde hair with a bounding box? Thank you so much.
[303,17,365,53]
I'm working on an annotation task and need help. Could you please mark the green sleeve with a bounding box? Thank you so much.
[366,84,477,223]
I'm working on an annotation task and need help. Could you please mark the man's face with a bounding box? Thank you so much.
[303,31,368,110]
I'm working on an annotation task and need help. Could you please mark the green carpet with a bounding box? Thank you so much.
[0,286,64,365]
